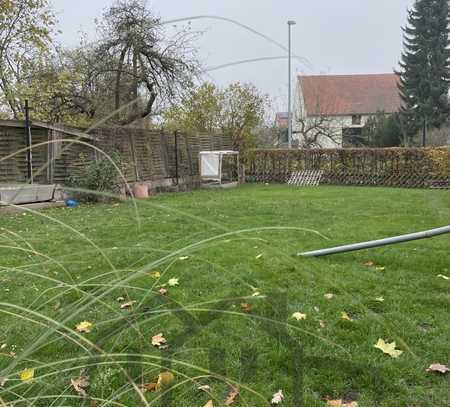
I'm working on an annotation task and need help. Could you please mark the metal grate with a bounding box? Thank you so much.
[287,170,323,186]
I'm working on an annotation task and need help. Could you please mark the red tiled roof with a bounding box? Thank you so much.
[299,74,401,116]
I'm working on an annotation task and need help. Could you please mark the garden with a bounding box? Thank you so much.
[0,185,449,406]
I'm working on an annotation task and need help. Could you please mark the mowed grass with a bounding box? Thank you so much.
[0,185,449,406]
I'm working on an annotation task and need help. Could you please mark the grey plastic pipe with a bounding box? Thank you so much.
[298,225,450,257]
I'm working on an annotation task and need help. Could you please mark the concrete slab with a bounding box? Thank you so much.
[0,184,55,205]
[0,201,65,215]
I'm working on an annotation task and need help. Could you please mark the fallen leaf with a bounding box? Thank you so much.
[292,312,307,321]
[143,382,157,392]
[0,377,7,387]
[319,320,326,328]
[179,256,189,261]
[375,297,385,302]
[374,338,403,358]
[255,254,263,259]
[240,303,252,313]
[198,384,211,392]
[224,386,240,405]
[156,371,175,389]
[120,300,137,309]
[324,293,335,300]
[271,389,284,404]
[437,274,449,280]
[19,368,34,382]
[116,296,125,302]
[341,312,353,321]
[168,278,179,287]
[71,376,90,397]
[159,288,168,295]
[76,321,93,333]
[0,344,7,350]
[252,291,261,297]
[151,333,167,348]
[426,363,449,374]
[150,271,161,278]
[203,401,213,407]
[326,400,358,407]
[363,261,375,267]
[53,302,61,311]
[375,266,385,272]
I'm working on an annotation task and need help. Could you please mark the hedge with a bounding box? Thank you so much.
[243,148,450,188]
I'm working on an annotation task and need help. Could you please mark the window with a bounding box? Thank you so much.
[352,115,362,125]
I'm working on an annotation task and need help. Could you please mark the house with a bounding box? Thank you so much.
[294,73,402,147]
[275,112,289,129]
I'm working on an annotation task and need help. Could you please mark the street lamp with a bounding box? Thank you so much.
[287,20,296,149]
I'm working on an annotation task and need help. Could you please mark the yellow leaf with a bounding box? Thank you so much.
[255,253,263,259]
[168,278,179,287]
[324,293,335,300]
[75,321,93,333]
[156,371,174,390]
[179,256,189,261]
[292,312,307,321]
[19,368,34,382]
[373,338,403,358]
[375,297,385,302]
[151,333,167,348]
[150,271,161,278]
[203,401,214,407]
[327,400,358,406]
[341,312,353,321]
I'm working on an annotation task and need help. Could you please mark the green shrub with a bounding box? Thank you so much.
[66,151,123,202]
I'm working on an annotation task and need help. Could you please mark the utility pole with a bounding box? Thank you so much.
[287,20,296,149]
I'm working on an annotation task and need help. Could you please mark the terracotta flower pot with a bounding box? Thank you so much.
[132,183,149,199]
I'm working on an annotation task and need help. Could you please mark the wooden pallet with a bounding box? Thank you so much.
[287,170,323,186]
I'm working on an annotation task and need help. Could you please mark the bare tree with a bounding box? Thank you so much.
[294,114,342,148]
[94,0,200,125]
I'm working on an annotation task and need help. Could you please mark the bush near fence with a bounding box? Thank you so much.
[244,148,450,188]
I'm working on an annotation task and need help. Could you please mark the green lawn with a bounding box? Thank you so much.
[0,185,449,406]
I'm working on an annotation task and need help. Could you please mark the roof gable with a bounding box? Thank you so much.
[299,74,402,116]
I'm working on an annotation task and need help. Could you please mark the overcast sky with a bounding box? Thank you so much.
[51,0,415,110]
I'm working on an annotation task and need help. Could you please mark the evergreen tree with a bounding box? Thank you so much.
[398,0,450,134]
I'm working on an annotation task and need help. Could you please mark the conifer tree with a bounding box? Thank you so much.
[398,0,450,136]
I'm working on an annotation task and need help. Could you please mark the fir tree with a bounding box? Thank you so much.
[398,0,450,134]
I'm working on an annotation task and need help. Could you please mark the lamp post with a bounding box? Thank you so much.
[287,20,296,149]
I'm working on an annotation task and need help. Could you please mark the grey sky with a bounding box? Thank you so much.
[51,0,414,110]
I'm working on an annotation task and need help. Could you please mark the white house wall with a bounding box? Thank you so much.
[294,85,371,148]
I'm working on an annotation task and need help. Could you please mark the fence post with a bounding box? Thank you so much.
[24,99,33,183]
[174,130,179,186]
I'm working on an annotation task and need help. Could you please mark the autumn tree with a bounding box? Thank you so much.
[163,82,269,150]
[0,0,56,118]
[219,83,269,150]
[163,82,221,132]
